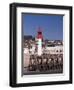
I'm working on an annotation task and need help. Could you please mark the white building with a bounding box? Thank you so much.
[44,45,63,54]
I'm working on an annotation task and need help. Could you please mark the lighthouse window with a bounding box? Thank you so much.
[38,32,42,34]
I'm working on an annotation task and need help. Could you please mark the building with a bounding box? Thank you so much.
[44,45,63,54]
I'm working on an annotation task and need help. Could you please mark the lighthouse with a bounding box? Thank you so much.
[37,28,43,56]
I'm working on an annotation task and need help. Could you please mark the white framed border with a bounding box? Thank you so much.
[16,7,70,84]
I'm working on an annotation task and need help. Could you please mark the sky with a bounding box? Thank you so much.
[22,13,63,40]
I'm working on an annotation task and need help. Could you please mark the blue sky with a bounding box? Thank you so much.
[22,13,63,40]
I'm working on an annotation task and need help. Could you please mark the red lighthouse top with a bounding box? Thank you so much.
[37,27,43,39]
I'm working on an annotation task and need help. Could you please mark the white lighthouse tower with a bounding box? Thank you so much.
[37,28,43,56]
